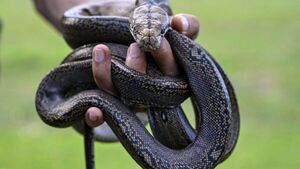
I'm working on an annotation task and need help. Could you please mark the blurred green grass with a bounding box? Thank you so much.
[0,0,299,168]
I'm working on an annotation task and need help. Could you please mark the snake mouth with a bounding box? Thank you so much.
[137,42,160,51]
[134,34,162,51]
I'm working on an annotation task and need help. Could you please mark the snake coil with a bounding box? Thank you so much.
[35,0,240,168]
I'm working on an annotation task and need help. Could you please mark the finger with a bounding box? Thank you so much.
[85,107,104,127]
[171,14,200,40]
[151,38,179,76]
[92,44,117,95]
[125,43,147,73]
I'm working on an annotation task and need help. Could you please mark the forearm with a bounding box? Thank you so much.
[33,0,90,32]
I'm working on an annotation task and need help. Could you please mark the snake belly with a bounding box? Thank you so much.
[36,1,240,169]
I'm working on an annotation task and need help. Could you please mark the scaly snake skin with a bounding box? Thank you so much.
[35,0,240,168]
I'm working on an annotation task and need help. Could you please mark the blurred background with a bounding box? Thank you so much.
[0,0,299,168]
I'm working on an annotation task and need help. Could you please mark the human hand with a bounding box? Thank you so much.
[85,14,200,127]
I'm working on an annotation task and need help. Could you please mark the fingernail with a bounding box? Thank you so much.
[93,49,105,63]
[128,43,141,58]
[88,112,98,122]
[179,15,189,34]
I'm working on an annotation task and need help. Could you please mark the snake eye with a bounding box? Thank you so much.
[161,29,167,35]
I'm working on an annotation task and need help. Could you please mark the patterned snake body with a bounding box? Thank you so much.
[36,0,240,168]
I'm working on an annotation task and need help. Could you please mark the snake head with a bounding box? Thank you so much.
[129,4,170,51]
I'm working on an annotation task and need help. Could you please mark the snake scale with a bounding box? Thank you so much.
[35,0,240,168]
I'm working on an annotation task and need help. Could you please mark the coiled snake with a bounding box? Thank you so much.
[35,0,240,168]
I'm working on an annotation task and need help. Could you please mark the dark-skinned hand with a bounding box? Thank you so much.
[85,14,200,127]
